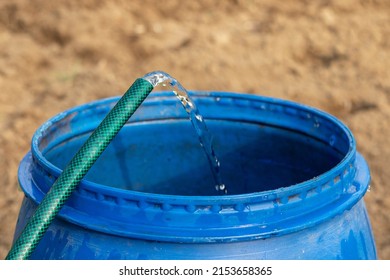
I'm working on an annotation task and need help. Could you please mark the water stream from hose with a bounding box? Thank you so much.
[143,71,226,194]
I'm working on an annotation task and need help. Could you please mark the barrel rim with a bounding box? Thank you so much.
[18,91,370,242]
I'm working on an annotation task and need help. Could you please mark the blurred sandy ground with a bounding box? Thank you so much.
[0,0,389,259]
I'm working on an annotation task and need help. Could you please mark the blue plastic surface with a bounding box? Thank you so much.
[14,91,377,259]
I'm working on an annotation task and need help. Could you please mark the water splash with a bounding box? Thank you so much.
[143,71,226,194]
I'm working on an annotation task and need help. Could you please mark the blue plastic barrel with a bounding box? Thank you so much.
[14,92,376,259]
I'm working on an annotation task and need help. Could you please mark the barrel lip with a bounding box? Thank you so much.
[21,91,370,242]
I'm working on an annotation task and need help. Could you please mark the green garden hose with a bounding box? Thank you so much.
[6,78,154,260]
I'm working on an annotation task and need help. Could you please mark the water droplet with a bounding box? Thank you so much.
[215,184,227,194]
[195,114,203,122]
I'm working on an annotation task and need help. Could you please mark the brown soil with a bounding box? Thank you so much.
[0,0,389,259]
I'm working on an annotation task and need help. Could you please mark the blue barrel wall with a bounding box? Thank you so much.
[14,92,376,259]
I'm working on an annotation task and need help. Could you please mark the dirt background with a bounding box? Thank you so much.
[0,0,389,259]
